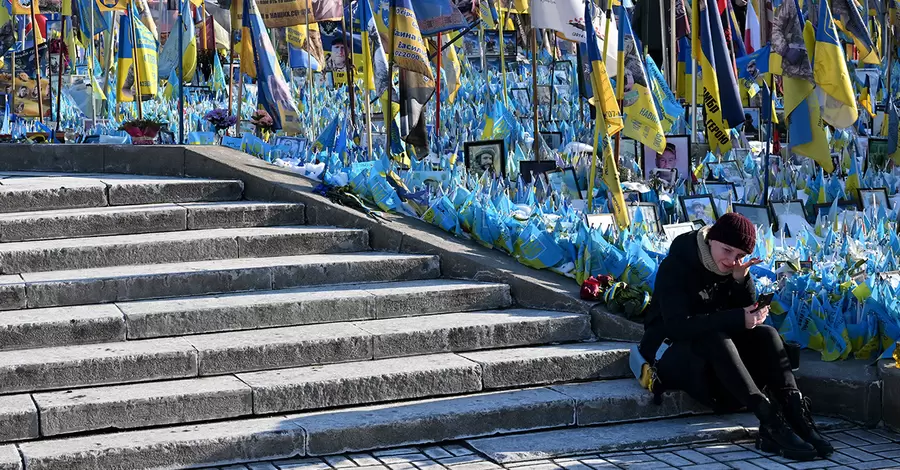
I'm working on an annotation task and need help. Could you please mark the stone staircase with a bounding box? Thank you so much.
[0,172,704,470]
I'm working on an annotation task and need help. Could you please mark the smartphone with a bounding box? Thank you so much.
[752,292,775,312]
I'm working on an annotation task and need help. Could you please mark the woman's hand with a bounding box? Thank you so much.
[744,304,769,329]
[733,257,763,281]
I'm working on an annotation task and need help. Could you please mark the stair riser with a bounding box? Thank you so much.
[35,377,253,437]
[0,185,107,214]
[123,286,510,339]
[0,342,198,394]
[0,231,369,274]
[0,394,37,442]
[186,204,305,230]
[0,206,187,243]
[22,257,440,308]
[369,317,592,359]
[108,180,244,206]
[246,360,483,415]
[0,314,125,352]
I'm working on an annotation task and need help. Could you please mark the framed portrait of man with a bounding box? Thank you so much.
[464,139,507,177]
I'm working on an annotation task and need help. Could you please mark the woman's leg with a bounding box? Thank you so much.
[731,325,798,393]
[732,325,833,457]
[689,332,768,410]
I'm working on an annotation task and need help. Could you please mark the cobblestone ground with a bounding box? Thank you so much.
[206,428,900,470]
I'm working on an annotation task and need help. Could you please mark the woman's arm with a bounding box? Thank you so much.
[656,260,747,341]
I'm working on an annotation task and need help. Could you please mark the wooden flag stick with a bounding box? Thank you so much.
[128,6,143,119]
[531,27,539,159]
[29,0,43,123]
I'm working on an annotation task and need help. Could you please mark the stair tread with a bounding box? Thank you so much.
[0,225,360,253]
[355,309,584,335]
[33,375,249,408]
[19,253,434,283]
[0,203,183,221]
[117,279,509,315]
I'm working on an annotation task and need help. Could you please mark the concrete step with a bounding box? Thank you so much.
[0,174,244,214]
[0,309,588,395]
[0,201,305,243]
[0,304,125,352]
[188,309,591,375]
[0,226,367,273]
[14,379,723,469]
[29,343,628,437]
[17,253,440,308]
[0,280,509,350]
[119,279,512,339]
[0,176,108,214]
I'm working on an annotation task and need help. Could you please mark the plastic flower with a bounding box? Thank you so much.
[251,110,275,132]
[204,109,238,132]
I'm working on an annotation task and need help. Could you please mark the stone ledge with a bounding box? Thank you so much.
[794,350,883,427]
[880,357,900,432]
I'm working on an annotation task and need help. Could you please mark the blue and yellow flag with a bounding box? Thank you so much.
[692,0,732,154]
[116,2,157,102]
[619,4,665,154]
[158,0,196,82]
[814,0,858,129]
[357,0,390,96]
[773,0,831,172]
[286,24,323,71]
[585,0,622,137]
[412,0,467,36]
[388,0,433,80]
[244,0,301,133]
[860,75,874,117]
[831,0,878,65]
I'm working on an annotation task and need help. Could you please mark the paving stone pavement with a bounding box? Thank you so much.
[205,428,900,470]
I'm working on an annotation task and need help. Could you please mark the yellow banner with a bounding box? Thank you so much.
[256,0,311,28]
[11,0,39,15]
[95,0,126,12]
[1,73,50,117]
[390,0,433,80]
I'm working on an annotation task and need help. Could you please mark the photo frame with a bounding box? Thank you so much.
[551,60,574,86]
[585,213,616,232]
[733,203,773,228]
[858,187,892,210]
[692,220,706,229]
[482,31,517,58]
[742,107,761,140]
[769,199,806,234]
[620,138,642,169]
[623,190,642,203]
[707,160,745,183]
[519,160,557,184]
[464,139,507,177]
[545,167,584,200]
[510,87,531,117]
[272,136,307,157]
[540,131,563,150]
[627,202,661,233]
[867,138,889,173]
[812,200,858,220]
[643,134,690,181]
[705,181,738,199]
[536,85,552,107]
[663,222,696,241]
[681,194,718,226]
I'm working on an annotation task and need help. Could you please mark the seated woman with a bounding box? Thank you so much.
[638,213,832,462]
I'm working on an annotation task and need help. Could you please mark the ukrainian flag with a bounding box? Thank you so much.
[831,0,878,65]
[619,4,665,154]
[585,0,627,228]
[585,0,622,137]
[693,0,732,154]
[777,0,832,172]
[860,75,874,118]
[116,1,157,102]
[814,0,858,129]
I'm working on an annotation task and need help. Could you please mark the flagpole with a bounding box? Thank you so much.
[498,8,507,106]
[763,66,773,205]
[342,3,356,130]
[601,0,620,160]
[669,0,677,88]
[29,0,43,123]
[55,24,65,134]
[128,3,143,119]
[201,0,208,51]
[102,13,118,111]
[479,20,487,100]
[658,0,667,80]
[178,0,184,143]
[436,32,442,137]
[385,0,395,158]
[531,27,540,159]
[305,1,315,139]
[360,0,372,158]
[227,4,235,134]
[90,6,96,126]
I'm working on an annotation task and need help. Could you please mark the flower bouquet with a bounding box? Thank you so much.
[204,109,238,142]
[250,110,275,139]
[119,118,164,145]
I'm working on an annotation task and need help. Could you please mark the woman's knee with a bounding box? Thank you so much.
[748,324,783,345]
[693,332,739,357]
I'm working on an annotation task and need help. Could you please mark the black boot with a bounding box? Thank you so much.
[782,390,834,457]
[754,397,818,461]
